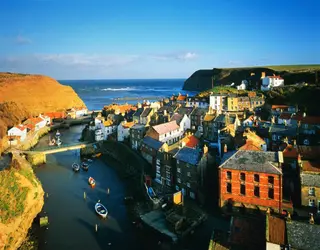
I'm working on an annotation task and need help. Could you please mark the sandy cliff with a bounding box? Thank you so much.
[0,73,86,115]
[0,153,44,250]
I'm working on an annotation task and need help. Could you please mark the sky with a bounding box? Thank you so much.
[0,0,319,80]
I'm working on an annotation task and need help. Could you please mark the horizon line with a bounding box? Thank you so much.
[57,77,187,81]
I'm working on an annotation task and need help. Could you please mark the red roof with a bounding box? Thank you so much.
[271,105,289,110]
[182,135,199,148]
[44,112,66,119]
[279,113,292,120]
[302,160,320,172]
[283,145,320,159]
[282,144,298,158]
[16,125,27,131]
[291,115,320,125]
[177,94,187,101]
[267,76,283,79]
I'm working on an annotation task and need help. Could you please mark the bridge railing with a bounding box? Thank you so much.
[29,142,93,152]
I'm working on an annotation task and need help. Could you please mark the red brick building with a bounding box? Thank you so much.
[219,150,284,213]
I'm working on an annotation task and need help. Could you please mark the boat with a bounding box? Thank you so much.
[95,202,108,218]
[88,177,96,187]
[87,159,93,163]
[56,138,62,146]
[72,163,80,172]
[93,153,102,158]
[55,130,61,138]
[81,162,89,171]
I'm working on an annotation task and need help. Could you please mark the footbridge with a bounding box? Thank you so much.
[23,142,96,155]
[22,142,97,165]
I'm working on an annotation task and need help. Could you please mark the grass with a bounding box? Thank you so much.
[0,169,29,223]
[197,86,249,97]
[19,167,38,187]
[219,64,320,71]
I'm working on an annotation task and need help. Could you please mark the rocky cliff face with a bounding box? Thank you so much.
[0,73,86,115]
[0,153,44,250]
[183,66,319,91]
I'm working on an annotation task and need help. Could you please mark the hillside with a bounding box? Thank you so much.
[183,65,320,91]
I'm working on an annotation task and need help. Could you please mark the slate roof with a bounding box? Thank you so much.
[219,150,282,175]
[174,147,200,165]
[131,124,146,130]
[269,124,297,136]
[133,108,144,117]
[190,107,207,116]
[152,121,179,135]
[177,107,194,116]
[301,171,320,187]
[157,105,175,115]
[214,114,236,124]
[141,108,152,117]
[170,113,184,125]
[142,136,164,150]
[286,221,320,250]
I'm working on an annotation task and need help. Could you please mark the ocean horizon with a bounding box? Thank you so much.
[59,78,197,110]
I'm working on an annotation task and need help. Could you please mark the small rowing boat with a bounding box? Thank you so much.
[81,162,89,171]
[72,163,80,172]
[88,177,96,187]
[95,202,108,218]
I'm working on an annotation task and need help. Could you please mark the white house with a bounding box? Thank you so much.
[104,120,117,139]
[261,75,284,91]
[186,97,209,109]
[171,113,191,132]
[95,129,104,142]
[236,80,248,90]
[117,120,134,142]
[39,114,51,126]
[75,107,88,118]
[7,125,27,142]
[209,94,227,112]
[23,117,47,131]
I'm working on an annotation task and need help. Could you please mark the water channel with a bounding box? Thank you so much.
[33,125,142,250]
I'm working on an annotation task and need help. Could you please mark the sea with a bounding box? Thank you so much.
[58,79,196,111]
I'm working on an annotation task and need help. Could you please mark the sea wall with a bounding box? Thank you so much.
[0,153,44,250]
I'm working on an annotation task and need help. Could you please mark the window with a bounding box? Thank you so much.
[227,183,232,193]
[177,178,181,183]
[240,184,246,195]
[187,172,191,177]
[309,199,315,207]
[177,167,181,173]
[254,174,260,182]
[227,171,232,180]
[254,186,260,197]
[268,188,274,199]
[176,185,179,191]
[156,166,160,174]
[187,182,191,188]
[268,176,274,185]
[240,173,246,181]
[177,160,180,164]
[309,187,315,196]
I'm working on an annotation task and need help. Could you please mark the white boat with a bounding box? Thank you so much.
[72,163,80,172]
[55,130,61,138]
[95,202,108,218]
[81,162,89,171]
[56,138,62,146]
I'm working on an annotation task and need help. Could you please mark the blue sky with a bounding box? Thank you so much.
[0,0,319,79]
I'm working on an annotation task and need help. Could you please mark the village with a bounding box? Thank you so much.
[5,73,320,250]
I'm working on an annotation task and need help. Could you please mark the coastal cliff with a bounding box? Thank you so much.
[0,153,44,250]
[183,65,320,91]
[0,72,86,153]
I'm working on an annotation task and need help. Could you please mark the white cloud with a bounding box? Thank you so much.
[151,52,198,61]
[15,35,32,45]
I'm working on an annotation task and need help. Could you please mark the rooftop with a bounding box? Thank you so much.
[271,105,290,110]
[141,108,152,117]
[181,135,199,148]
[219,150,282,175]
[170,113,184,125]
[174,147,200,165]
[142,136,164,150]
[122,121,135,129]
[301,160,320,173]
[269,124,297,136]
[190,107,207,116]
[152,121,179,135]
[133,108,144,117]
[204,113,215,122]
[279,112,292,120]
[177,107,194,116]
[291,114,320,125]
[286,220,320,250]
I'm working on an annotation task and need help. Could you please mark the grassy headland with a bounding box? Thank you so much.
[183,64,320,91]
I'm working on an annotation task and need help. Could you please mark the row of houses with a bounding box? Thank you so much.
[6,107,88,145]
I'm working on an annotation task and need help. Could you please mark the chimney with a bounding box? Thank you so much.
[286,212,292,222]
[261,72,266,78]
[309,213,315,225]
[203,144,208,155]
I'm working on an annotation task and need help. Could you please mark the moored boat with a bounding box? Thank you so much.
[56,138,62,146]
[95,202,108,218]
[72,163,80,172]
[88,177,96,187]
[93,153,102,158]
[81,162,89,171]
[55,130,61,138]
